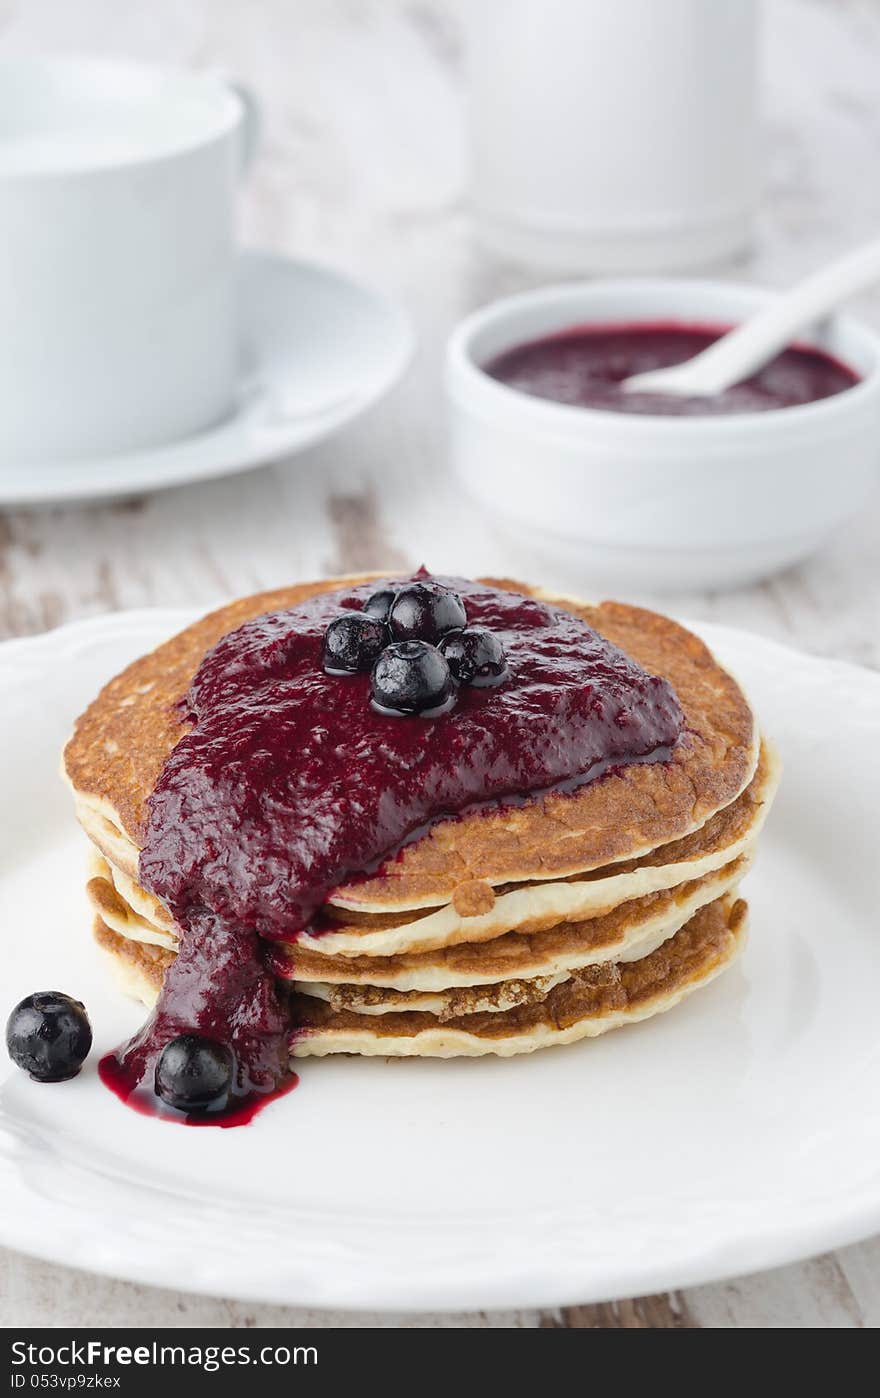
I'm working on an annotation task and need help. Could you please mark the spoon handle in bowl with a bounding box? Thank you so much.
[628,238,880,397]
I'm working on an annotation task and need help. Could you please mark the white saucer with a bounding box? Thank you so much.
[1,611,879,1310]
[0,252,412,507]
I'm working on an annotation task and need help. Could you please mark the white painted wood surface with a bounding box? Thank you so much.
[0,0,878,1328]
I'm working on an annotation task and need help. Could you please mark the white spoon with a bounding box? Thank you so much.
[623,238,880,398]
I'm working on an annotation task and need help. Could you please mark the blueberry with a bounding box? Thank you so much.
[440,627,508,687]
[371,641,455,716]
[6,992,92,1083]
[388,583,467,643]
[362,586,398,622]
[155,1034,235,1114]
[322,613,387,674]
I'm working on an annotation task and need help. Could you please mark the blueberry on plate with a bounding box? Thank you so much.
[155,1034,235,1114]
[362,586,398,622]
[6,991,92,1083]
[322,612,387,674]
[371,640,455,716]
[387,583,467,643]
[440,626,508,687]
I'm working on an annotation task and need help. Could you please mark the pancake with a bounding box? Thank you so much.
[291,896,748,1057]
[94,916,176,1009]
[87,851,175,950]
[295,973,570,1019]
[84,737,774,967]
[93,895,747,1058]
[287,857,749,995]
[293,739,776,955]
[87,846,748,991]
[64,578,759,918]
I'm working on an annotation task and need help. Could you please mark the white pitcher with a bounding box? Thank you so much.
[464,0,760,272]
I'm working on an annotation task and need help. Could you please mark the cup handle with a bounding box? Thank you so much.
[225,79,261,176]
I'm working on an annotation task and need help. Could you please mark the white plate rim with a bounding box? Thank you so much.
[0,609,879,1312]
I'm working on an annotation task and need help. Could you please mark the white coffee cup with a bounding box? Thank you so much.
[0,56,259,463]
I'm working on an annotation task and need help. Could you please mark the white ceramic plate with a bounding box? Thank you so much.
[0,252,412,506]
[0,610,878,1311]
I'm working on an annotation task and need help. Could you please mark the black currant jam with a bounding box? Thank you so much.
[100,911,295,1125]
[98,1050,298,1127]
[104,574,684,1124]
[484,322,859,416]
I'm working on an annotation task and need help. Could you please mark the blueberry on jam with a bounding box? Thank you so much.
[371,640,454,716]
[322,613,387,674]
[6,992,92,1083]
[154,1034,235,1114]
[362,586,398,622]
[388,583,467,643]
[441,627,508,687]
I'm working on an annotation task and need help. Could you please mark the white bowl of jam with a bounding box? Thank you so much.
[446,279,880,588]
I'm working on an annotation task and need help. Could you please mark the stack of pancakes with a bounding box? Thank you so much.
[64,578,779,1059]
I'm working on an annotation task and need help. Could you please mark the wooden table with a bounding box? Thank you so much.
[1,0,878,1328]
